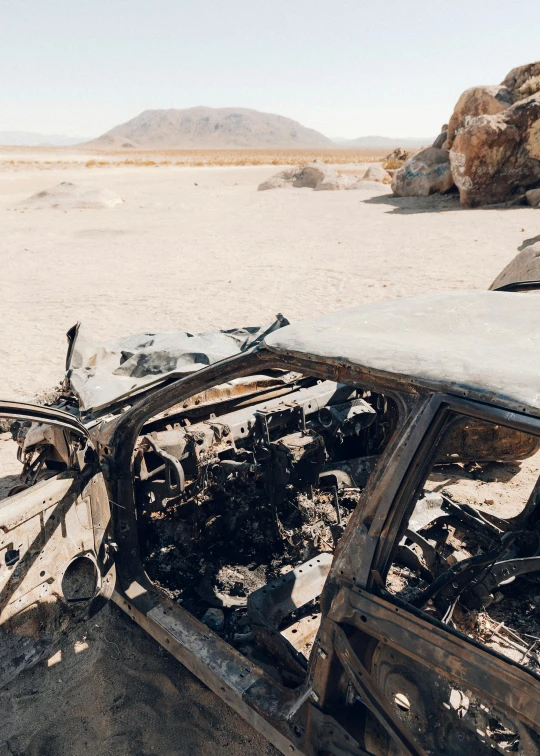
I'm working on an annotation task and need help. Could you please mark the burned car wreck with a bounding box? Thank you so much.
[2,290,540,755]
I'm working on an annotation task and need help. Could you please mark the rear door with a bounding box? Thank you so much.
[321,397,540,755]
[0,401,114,687]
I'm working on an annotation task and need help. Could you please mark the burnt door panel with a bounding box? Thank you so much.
[329,588,540,755]
[0,468,114,687]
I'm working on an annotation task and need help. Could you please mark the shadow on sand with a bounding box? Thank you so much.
[363,192,529,215]
[362,192,463,215]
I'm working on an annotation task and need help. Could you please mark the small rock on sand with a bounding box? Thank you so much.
[258,160,390,192]
[361,164,392,183]
[257,170,296,191]
[290,160,354,190]
[19,182,124,209]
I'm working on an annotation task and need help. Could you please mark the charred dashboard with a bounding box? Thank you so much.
[132,375,398,680]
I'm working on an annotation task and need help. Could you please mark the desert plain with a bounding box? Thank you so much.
[2,146,537,401]
[0,146,539,755]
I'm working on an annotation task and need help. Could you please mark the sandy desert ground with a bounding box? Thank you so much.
[0,149,539,755]
[1,148,538,401]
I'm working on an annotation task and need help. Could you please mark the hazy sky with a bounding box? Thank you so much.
[2,0,540,139]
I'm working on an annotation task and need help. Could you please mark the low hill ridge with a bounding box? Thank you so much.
[84,107,333,149]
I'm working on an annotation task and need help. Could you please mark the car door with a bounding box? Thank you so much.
[0,401,114,688]
[319,396,540,755]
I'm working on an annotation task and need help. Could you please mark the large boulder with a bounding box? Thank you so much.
[293,160,353,190]
[490,235,540,290]
[290,160,329,188]
[314,176,353,190]
[391,147,454,196]
[445,86,513,148]
[450,92,540,207]
[314,172,355,191]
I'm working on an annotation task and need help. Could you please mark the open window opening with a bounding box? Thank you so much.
[0,415,81,502]
[133,370,400,685]
[385,410,540,673]
[2,418,75,500]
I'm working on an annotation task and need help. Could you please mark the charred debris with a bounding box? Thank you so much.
[387,485,540,673]
[10,370,540,683]
[131,374,397,681]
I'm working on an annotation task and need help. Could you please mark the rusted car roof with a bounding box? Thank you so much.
[264,291,540,416]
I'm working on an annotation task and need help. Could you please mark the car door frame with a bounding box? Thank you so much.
[321,394,540,755]
[102,345,422,755]
[0,399,115,687]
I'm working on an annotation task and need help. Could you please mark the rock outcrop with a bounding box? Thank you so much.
[450,93,540,206]
[392,60,540,206]
[391,147,454,197]
[257,170,296,191]
[257,161,348,191]
[445,87,512,149]
[292,161,341,189]
[502,62,540,95]
[258,160,390,192]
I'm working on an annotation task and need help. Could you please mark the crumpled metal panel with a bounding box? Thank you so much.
[66,315,289,413]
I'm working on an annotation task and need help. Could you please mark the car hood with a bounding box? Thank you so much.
[65,315,289,415]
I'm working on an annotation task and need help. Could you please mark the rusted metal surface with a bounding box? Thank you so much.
[0,402,114,688]
[4,292,540,755]
[331,619,428,756]
[438,415,540,462]
[66,316,290,414]
[281,613,321,657]
[146,372,304,426]
[248,554,332,677]
[329,588,540,752]
[0,468,114,688]
[112,586,308,755]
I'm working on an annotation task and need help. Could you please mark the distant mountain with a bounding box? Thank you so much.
[0,131,91,147]
[338,135,433,149]
[84,107,333,149]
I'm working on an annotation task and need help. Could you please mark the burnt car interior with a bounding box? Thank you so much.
[385,410,540,675]
[5,291,540,755]
[356,408,540,755]
[4,355,540,754]
[131,369,399,684]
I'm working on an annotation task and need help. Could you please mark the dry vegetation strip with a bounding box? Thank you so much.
[0,147,388,170]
